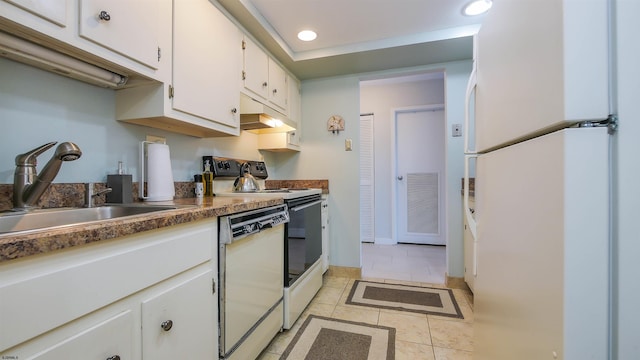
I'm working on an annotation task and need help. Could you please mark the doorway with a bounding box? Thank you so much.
[359,72,447,283]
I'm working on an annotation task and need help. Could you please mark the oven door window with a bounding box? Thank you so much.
[286,200,322,286]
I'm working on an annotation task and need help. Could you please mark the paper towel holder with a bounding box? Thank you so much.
[139,141,175,201]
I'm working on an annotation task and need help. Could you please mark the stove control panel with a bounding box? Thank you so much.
[204,156,269,179]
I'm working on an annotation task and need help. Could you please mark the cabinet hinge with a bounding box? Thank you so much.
[212,278,216,294]
[157,47,161,62]
[168,85,174,99]
[242,40,246,50]
[242,71,246,80]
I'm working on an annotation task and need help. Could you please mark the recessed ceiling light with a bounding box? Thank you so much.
[463,0,492,16]
[297,30,317,42]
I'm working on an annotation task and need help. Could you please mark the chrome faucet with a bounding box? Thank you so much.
[13,141,82,209]
[84,183,112,208]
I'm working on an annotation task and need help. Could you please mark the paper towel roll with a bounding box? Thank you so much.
[145,142,175,201]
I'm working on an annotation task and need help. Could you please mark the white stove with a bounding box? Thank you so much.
[215,187,322,199]
[206,157,323,330]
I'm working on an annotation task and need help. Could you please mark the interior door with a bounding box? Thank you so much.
[395,107,445,245]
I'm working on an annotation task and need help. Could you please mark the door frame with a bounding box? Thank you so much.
[390,104,446,245]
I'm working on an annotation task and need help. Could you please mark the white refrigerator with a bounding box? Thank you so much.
[466,0,615,359]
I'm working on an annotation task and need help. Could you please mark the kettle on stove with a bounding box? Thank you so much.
[233,162,260,192]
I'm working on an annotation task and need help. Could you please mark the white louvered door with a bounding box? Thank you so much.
[360,114,375,243]
[395,107,445,245]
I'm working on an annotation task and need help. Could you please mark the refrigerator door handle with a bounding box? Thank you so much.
[464,65,477,154]
[464,154,478,276]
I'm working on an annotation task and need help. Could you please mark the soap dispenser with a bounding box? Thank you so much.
[106,161,133,203]
[203,160,214,197]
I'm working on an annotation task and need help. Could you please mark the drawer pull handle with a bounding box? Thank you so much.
[161,320,173,331]
[106,356,120,360]
[98,10,111,21]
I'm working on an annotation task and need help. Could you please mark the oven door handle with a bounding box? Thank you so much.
[290,199,323,212]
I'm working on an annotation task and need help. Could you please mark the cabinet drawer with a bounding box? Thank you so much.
[142,269,215,360]
[28,310,134,360]
[0,221,215,352]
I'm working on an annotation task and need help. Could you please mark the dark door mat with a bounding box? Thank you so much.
[346,280,464,319]
[279,315,395,360]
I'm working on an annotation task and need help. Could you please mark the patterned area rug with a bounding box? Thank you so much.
[279,315,395,360]
[346,280,464,319]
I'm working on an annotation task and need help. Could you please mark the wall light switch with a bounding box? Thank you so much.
[345,139,353,151]
[452,124,462,137]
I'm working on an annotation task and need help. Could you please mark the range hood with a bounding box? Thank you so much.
[240,93,296,133]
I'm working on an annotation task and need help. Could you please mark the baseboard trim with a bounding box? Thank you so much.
[327,265,362,279]
[445,274,471,290]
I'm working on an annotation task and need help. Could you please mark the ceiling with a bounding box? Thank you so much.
[216,0,487,80]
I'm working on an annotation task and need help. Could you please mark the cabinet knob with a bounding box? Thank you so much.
[272,89,278,94]
[397,176,403,180]
[262,82,268,87]
[106,356,120,360]
[231,107,237,114]
[161,320,173,331]
[98,10,111,21]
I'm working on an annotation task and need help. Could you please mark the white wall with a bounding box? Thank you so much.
[0,58,263,184]
[268,76,362,268]
[360,76,446,243]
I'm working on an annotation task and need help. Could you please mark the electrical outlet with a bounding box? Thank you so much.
[452,124,462,137]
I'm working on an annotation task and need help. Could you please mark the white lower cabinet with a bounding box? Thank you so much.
[0,220,218,359]
[463,197,475,292]
[321,197,329,273]
[141,270,215,360]
[30,310,134,360]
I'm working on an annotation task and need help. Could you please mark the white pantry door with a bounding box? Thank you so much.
[395,107,445,245]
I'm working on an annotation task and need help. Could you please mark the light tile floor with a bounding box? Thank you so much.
[258,274,474,360]
[362,243,447,284]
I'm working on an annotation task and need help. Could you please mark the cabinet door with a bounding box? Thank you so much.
[29,311,134,360]
[321,200,329,273]
[173,0,241,128]
[141,270,216,360]
[3,0,68,26]
[287,75,301,125]
[463,212,474,292]
[79,0,159,69]
[268,57,288,111]
[243,36,269,99]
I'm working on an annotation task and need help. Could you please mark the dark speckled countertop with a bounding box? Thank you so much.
[0,196,282,263]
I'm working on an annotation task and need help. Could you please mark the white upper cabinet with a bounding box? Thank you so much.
[268,57,288,112]
[0,0,167,82]
[3,0,68,27]
[242,36,289,114]
[79,0,159,70]
[243,36,269,100]
[115,0,242,137]
[172,0,241,129]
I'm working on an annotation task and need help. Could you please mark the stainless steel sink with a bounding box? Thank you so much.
[0,205,177,234]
